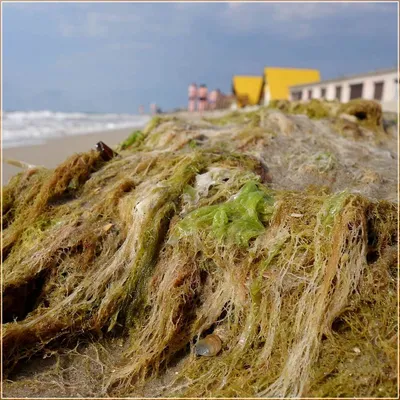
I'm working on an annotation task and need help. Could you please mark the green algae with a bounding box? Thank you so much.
[119,130,145,150]
[188,139,198,149]
[172,181,274,247]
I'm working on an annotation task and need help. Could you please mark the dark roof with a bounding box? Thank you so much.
[290,67,398,90]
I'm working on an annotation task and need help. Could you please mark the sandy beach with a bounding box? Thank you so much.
[2,126,140,184]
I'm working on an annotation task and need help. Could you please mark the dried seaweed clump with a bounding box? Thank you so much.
[268,99,334,120]
[204,110,261,127]
[1,115,398,398]
[290,99,331,119]
[338,99,383,130]
[268,99,291,112]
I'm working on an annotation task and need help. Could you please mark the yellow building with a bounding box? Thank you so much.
[264,67,320,103]
[232,68,321,108]
[232,76,264,108]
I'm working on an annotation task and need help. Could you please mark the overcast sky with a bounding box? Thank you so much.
[3,2,398,113]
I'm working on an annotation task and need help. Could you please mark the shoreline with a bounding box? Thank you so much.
[2,126,140,184]
[1,109,236,185]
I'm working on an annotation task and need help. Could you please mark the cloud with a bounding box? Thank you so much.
[219,2,396,38]
[11,2,397,42]
[58,6,192,40]
[59,12,139,38]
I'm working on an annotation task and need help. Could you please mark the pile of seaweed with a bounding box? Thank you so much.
[267,98,388,139]
[2,104,398,398]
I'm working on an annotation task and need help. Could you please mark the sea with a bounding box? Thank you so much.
[2,110,151,149]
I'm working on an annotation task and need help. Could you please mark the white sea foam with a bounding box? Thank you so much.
[2,110,151,148]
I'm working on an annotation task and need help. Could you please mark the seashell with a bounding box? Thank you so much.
[95,141,119,161]
[195,334,222,357]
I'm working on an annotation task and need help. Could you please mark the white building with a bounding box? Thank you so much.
[289,68,398,112]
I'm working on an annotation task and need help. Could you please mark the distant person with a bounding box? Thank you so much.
[150,103,157,115]
[198,84,208,113]
[138,105,145,115]
[188,83,197,112]
[209,89,218,111]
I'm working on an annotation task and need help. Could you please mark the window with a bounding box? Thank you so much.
[292,91,302,101]
[335,86,342,101]
[320,87,326,99]
[373,81,384,101]
[308,90,312,99]
[349,83,363,100]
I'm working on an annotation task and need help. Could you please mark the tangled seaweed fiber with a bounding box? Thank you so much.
[2,114,398,397]
[338,99,383,129]
[266,99,394,149]
[204,110,261,128]
[268,98,385,135]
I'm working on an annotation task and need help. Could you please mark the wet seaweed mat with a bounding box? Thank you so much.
[2,109,398,397]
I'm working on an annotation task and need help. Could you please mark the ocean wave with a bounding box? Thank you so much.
[2,110,151,148]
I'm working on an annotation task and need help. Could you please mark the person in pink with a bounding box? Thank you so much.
[150,103,157,115]
[138,105,145,115]
[198,84,208,113]
[208,89,218,111]
[188,83,197,112]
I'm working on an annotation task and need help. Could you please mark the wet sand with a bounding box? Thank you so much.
[2,127,139,184]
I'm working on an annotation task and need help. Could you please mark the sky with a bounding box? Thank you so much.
[3,1,398,114]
